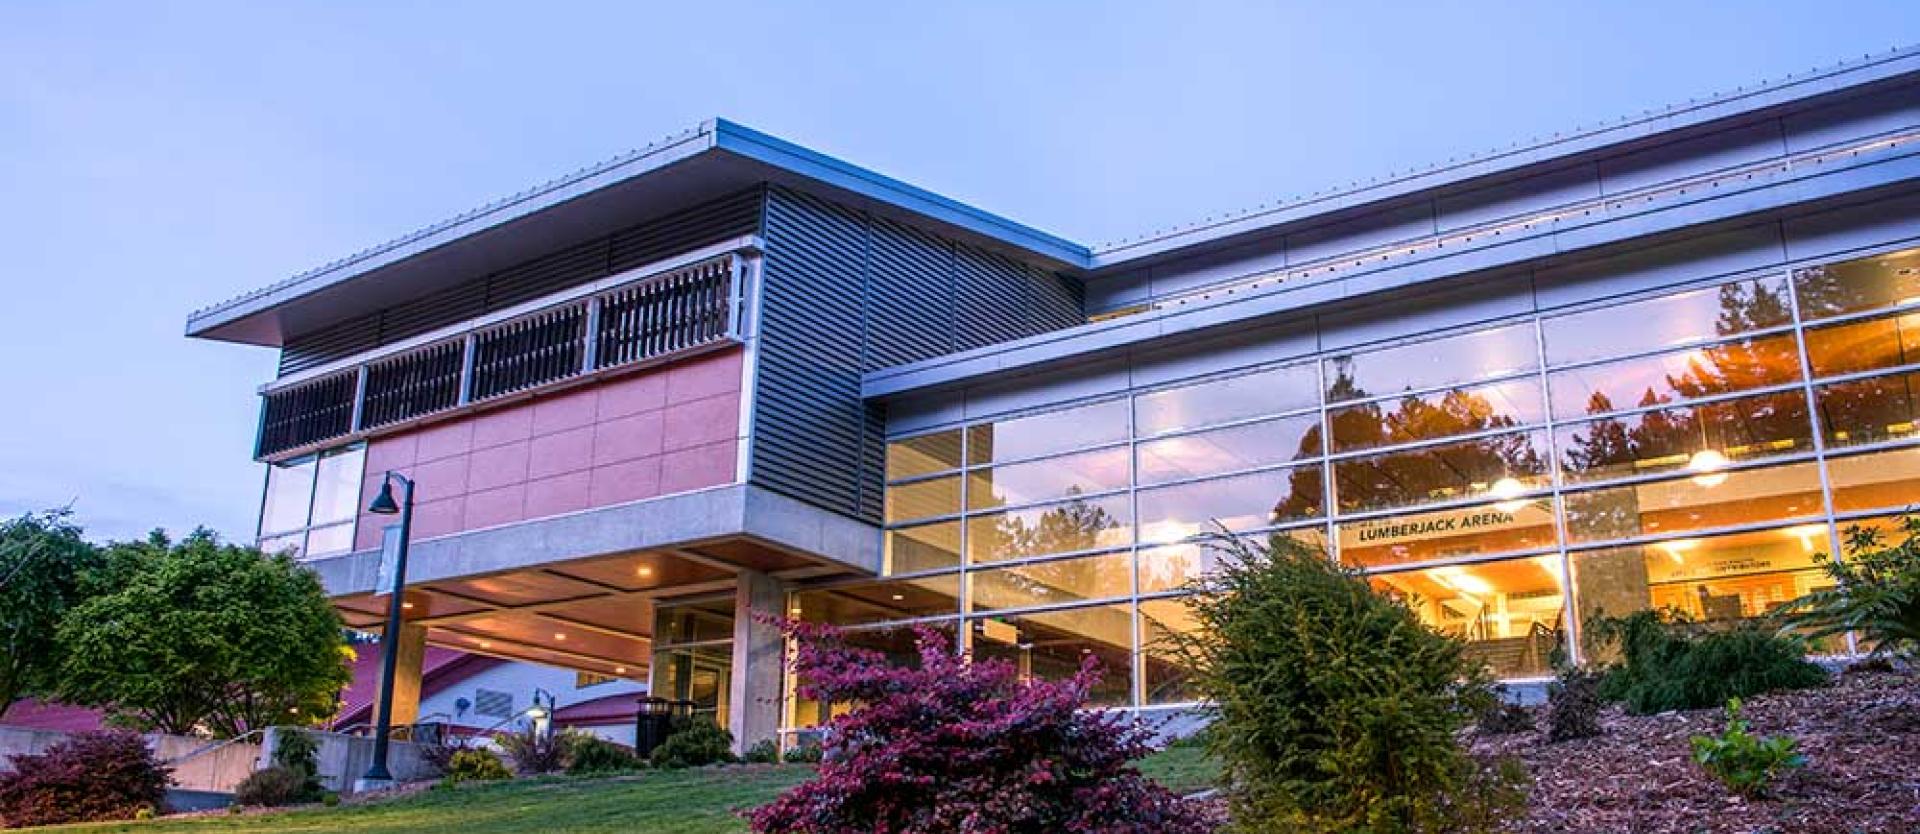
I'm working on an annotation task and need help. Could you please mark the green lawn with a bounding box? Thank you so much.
[46,749,1216,834]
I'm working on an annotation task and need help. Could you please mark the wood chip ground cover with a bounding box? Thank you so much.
[1469,669,1920,834]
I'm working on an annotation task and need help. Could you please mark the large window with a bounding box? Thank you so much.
[868,244,1920,705]
[258,444,365,560]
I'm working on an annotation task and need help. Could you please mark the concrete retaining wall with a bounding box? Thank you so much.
[0,727,262,793]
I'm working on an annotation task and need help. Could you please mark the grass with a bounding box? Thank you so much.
[43,749,1217,833]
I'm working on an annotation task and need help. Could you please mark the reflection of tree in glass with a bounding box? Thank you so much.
[1322,363,1548,511]
[985,489,1121,561]
[1561,391,1810,479]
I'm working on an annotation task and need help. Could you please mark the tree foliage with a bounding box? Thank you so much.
[0,730,172,828]
[1168,533,1522,834]
[0,510,103,717]
[748,621,1217,834]
[55,530,354,737]
[1782,515,1920,657]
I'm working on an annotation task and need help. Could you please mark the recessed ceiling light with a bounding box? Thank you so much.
[890,594,905,601]
[636,566,655,578]
[479,641,492,649]
[401,602,415,610]
[554,633,567,641]
[614,666,628,674]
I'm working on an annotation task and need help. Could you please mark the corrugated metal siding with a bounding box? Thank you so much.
[278,188,763,376]
[754,186,1084,522]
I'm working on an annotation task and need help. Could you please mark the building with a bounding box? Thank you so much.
[187,48,1920,753]
[4,650,644,746]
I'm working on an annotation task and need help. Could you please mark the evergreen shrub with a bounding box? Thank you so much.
[1169,534,1523,834]
[1591,611,1826,714]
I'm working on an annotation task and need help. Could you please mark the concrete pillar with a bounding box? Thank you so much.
[728,570,786,755]
[377,623,428,728]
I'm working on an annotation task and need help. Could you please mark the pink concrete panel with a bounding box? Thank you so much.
[665,349,744,404]
[661,392,741,452]
[527,426,595,480]
[354,514,387,552]
[364,434,419,474]
[531,387,599,436]
[464,484,527,529]
[596,371,668,420]
[524,470,592,519]
[659,440,738,495]
[410,497,466,540]
[591,410,664,466]
[470,406,534,451]
[410,455,470,503]
[588,457,662,507]
[415,420,475,463]
[467,441,531,492]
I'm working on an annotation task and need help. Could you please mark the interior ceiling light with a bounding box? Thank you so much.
[636,566,655,578]
[1488,477,1530,513]
[1686,449,1730,488]
[554,633,567,641]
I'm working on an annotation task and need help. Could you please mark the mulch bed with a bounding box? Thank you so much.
[1469,668,1920,834]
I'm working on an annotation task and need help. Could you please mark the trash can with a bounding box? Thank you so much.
[634,697,676,759]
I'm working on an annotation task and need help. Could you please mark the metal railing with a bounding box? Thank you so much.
[256,253,743,458]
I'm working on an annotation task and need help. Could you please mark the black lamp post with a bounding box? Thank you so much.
[362,470,415,784]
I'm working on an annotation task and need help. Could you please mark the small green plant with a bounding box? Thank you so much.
[566,734,642,774]
[233,766,313,808]
[743,739,779,764]
[1784,515,1920,657]
[650,718,735,769]
[133,805,156,821]
[1592,610,1826,714]
[1690,698,1806,798]
[781,739,823,764]
[1545,665,1605,742]
[444,748,513,784]
[320,792,340,807]
[228,803,244,815]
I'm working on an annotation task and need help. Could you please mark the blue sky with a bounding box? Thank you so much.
[1,2,1915,542]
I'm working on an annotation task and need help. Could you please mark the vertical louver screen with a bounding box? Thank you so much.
[471,306,586,400]
[596,257,733,368]
[254,254,739,459]
[360,341,465,429]
[256,371,358,458]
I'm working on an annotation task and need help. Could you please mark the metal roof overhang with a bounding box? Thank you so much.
[185,118,1090,348]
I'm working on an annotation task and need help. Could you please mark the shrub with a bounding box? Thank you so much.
[747,621,1217,834]
[1784,515,1920,658]
[321,792,340,807]
[233,766,312,808]
[742,739,779,765]
[1474,687,1533,736]
[781,739,823,764]
[444,749,512,784]
[1170,534,1517,834]
[417,733,472,776]
[1544,665,1605,742]
[1592,611,1827,714]
[650,718,735,769]
[494,725,571,775]
[567,735,642,775]
[0,730,172,828]
[1690,698,1806,798]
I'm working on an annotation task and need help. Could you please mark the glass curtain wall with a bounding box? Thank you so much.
[848,244,1920,725]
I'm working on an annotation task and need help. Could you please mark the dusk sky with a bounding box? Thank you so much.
[2,2,1916,543]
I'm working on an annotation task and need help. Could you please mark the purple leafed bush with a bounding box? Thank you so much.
[746,621,1218,834]
[0,731,173,828]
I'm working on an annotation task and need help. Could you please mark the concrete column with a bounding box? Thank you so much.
[728,570,787,755]
[377,623,429,728]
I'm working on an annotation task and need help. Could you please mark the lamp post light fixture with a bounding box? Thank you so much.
[361,470,415,786]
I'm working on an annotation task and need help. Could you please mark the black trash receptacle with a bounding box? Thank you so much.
[633,697,675,759]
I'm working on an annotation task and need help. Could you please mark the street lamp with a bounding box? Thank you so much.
[362,470,415,785]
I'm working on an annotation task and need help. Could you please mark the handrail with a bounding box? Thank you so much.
[164,728,268,766]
